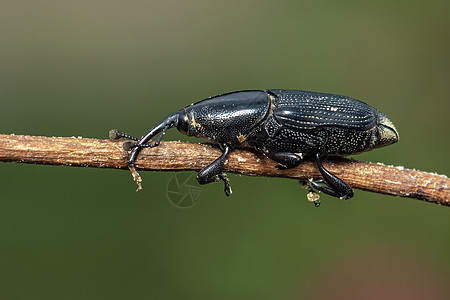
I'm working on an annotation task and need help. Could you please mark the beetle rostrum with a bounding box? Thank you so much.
[110,89,398,206]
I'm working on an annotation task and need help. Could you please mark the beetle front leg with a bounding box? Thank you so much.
[197,144,232,196]
[310,153,354,200]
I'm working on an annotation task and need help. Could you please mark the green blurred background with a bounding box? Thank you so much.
[0,0,449,299]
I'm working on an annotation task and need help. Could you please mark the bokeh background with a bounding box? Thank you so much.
[0,1,449,299]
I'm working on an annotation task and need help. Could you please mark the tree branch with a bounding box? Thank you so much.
[0,134,448,206]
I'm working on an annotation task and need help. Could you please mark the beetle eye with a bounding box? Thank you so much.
[177,109,189,135]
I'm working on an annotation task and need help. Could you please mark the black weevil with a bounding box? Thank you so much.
[110,89,398,206]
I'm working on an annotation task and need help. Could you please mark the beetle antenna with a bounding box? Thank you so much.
[127,113,179,165]
[109,129,140,141]
[122,142,137,151]
[123,141,156,151]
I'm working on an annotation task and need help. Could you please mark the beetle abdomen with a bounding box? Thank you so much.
[268,89,377,131]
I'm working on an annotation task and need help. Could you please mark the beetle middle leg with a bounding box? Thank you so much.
[260,148,303,170]
[197,144,232,196]
[309,153,354,200]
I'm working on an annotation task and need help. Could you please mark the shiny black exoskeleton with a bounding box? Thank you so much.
[110,89,399,205]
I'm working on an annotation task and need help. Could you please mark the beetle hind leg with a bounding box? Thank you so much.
[197,144,232,196]
[309,153,354,200]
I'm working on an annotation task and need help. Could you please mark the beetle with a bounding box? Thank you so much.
[110,89,399,206]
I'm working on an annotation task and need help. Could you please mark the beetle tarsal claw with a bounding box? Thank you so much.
[218,173,232,196]
[299,178,314,188]
[128,164,143,191]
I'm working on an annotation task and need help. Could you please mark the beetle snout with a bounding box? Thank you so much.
[376,112,399,147]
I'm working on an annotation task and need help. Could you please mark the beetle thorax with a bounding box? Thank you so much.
[178,91,272,145]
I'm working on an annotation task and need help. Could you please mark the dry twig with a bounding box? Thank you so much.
[0,134,448,206]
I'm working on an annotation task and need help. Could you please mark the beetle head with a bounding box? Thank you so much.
[375,111,399,148]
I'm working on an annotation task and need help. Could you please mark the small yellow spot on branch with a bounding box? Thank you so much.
[307,191,320,203]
